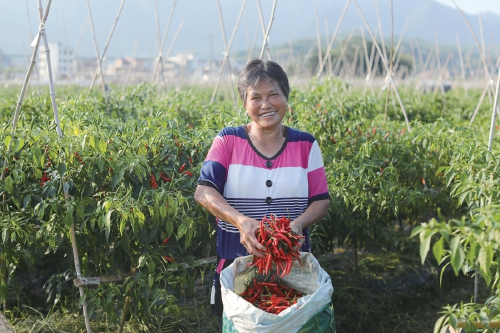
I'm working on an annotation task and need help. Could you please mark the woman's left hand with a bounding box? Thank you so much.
[290,224,305,251]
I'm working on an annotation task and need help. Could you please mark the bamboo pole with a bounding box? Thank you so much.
[415,41,424,72]
[256,0,272,60]
[433,52,452,96]
[0,1,56,310]
[324,19,333,76]
[349,45,360,78]
[434,27,445,94]
[315,7,322,74]
[25,0,40,94]
[38,1,92,332]
[258,0,277,60]
[245,10,251,62]
[163,20,184,65]
[89,0,126,91]
[210,0,246,106]
[414,48,435,92]
[384,0,394,122]
[332,30,354,77]
[360,27,369,77]
[71,18,88,83]
[152,1,177,84]
[487,63,500,151]
[456,34,468,98]
[85,0,108,101]
[353,0,411,132]
[451,0,492,96]
[152,0,167,87]
[316,0,351,78]
[410,38,417,75]
[470,57,500,123]
[374,1,388,74]
[478,13,487,73]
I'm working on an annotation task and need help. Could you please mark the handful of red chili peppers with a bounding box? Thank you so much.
[239,276,304,315]
[239,215,305,314]
[251,214,304,277]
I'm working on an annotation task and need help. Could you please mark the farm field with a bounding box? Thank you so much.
[0,80,499,332]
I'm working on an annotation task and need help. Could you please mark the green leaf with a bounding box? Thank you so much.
[449,314,458,329]
[4,176,13,194]
[160,205,167,219]
[432,237,444,263]
[4,136,12,149]
[134,210,145,227]
[177,223,188,239]
[111,167,125,190]
[98,139,107,154]
[57,162,66,176]
[478,246,493,286]
[104,210,113,241]
[137,254,147,268]
[433,314,447,333]
[450,236,465,276]
[419,230,434,265]
[166,219,174,237]
[121,232,130,253]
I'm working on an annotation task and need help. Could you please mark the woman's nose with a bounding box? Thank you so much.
[261,97,271,108]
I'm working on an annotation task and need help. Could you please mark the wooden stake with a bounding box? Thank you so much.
[332,30,354,77]
[488,63,500,151]
[25,0,40,94]
[315,7,322,73]
[210,0,246,106]
[256,0,273,60]
[451,1,491,84]
[85,0,108,101]
[152,1,177,84]
[258,0,277,60]
[317,0,351,78]
[456,34,468,98]
[470,57,500,123]
[89,0,126,91]
[0,1,55,313]
[353,0,411,132]
[71,18,88,82]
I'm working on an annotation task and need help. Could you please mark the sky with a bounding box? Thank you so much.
[1,0,500,61]
[435,0,500,15]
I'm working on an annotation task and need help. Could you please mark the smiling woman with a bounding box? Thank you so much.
[193,59,331,332]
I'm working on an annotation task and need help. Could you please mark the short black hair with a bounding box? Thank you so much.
[237,59,290,103]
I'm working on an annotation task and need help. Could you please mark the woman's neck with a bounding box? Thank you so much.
[245,122,285,144]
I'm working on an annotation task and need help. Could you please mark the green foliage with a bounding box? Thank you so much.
[1,81,499,330]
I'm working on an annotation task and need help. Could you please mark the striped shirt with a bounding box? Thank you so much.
[197,125,329,259]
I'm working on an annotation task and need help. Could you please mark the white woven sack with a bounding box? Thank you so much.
[220,252,333,333]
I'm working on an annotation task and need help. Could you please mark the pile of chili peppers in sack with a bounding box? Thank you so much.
[239,215,305,314]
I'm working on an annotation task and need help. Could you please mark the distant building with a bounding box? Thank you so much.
[38,42,75,81]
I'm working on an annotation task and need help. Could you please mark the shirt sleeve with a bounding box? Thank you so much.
[197,131,232,195]
[307,140,330,203]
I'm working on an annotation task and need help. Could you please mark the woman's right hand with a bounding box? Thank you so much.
[239,217,267,258]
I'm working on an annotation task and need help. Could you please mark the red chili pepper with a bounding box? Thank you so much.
[162,237,170,245]
[179,163,186,172]
[162,255,176,263]
[160,172,172,182]
[150,173,158,189]
[182,171,193,177]
[40,172,51,187]
[188,156,194,166]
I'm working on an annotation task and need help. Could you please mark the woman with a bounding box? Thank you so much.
[194,59,330,330]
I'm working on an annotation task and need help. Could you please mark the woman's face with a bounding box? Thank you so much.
[244,80,287,132]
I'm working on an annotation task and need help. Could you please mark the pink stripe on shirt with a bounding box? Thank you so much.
[308,167,329,198]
